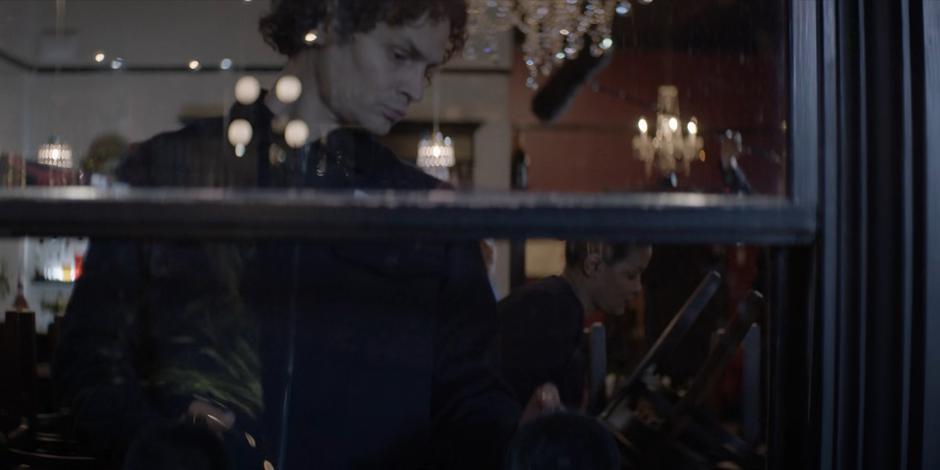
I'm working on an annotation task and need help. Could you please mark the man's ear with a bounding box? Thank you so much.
[582,253,601,277]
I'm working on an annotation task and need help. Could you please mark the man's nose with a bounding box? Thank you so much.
[401,67,426,104]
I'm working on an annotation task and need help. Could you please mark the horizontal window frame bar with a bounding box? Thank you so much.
[0,188,815,244]
[0,47,510,76]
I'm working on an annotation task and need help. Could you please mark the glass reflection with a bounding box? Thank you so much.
[0,0,789,467]
[0,236,773,469]
[0,0,786,196]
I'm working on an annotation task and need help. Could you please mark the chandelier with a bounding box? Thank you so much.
[466,0,650,89]
[417,77,455,182]
[417,132,456,182]
[632,85,704,183]
[37,137,74,168]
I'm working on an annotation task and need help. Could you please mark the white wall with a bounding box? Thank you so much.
[24,71,278,161]
[0,61,25,156]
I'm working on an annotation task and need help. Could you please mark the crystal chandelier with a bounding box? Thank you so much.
[464,0,516,61]
[517,0,616,88]
[417,78,455,182]
[465,0,649,88]
[417,132,455,182]
[632,85,704,183]
[37,137,74,168]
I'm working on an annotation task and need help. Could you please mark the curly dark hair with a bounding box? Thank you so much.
[259,0,469,61]
[565,241,650,268]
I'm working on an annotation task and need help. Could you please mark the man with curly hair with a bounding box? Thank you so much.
[56,1,560,469]
[257,0,469,137]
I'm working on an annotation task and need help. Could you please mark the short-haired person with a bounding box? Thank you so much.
[499,242,652,409]
[55,1,558,468]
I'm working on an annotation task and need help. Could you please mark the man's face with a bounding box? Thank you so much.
[314,18,450,136]
[591,247,653,316]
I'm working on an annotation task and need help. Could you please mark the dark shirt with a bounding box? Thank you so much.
[55,94,520,469]
[498,276,587,409]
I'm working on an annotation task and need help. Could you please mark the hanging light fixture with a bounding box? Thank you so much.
[417,132,455,182]
[37,137,74,168]
[632,85,704,185]
[464,0,515,61]
[465,0,648,89]
[417,78,455,182]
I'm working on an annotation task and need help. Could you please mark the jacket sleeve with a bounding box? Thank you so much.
[53,239,183,456]
[431,241,521,468]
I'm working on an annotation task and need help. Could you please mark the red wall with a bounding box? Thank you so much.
[510,48,788,195]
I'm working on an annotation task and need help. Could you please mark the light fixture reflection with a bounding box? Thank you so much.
[615,1,631,15]
[632,85,704,182]
[37,138,74,168]
[284,120,309,148]
[275,75,302,103]
[235,76,261,105]
[228,119,253,157]
[417,132,455,182]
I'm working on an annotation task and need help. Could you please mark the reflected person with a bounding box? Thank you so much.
[499,241,652,410]
[55,1,557,469]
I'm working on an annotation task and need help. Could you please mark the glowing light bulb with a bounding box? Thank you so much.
[234,76,261,105]
[668,117,679,132]
[188,60,201,71]
[228,119,253,146]
[599,37,614,50]
[304,30,319,44]
[110,57,124,70]
[284,120,309,148]
[275,75,302,103]
[220,58,233,71]
[687,120,698,135]
[94,51,106,63]
[615,1,631,15]
[638,117,649,134]
[228,119,252,158]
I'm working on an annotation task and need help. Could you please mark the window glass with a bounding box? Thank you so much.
[0,0,787,195]
[0,1,795,467]
[1,235,780,468]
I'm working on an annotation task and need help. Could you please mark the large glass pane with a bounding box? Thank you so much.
[0,1,803,467]
[0,233,799,469]
[0,0,788,196]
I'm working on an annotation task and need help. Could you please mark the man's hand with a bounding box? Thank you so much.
[519,383,563,426]
[186,400,235,437]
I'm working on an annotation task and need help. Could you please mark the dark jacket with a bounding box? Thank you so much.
[498,276,587,409]
[54,96,520,469]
